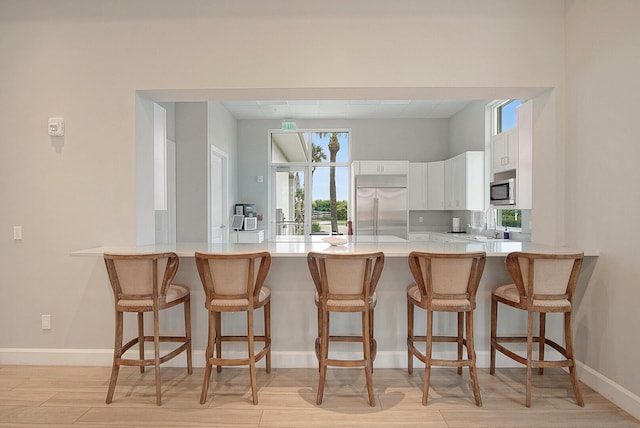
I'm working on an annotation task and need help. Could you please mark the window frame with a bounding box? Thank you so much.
[268,129,351,238]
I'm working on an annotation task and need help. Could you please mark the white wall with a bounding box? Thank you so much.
[565,0,640,399]
[3,0,639,410]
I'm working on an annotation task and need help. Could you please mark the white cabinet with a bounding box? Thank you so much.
[426,161,445,210]
[445,151,484,211]
[408,163,427,210]
[491,128,518,174]
[409,161,445,211]
[353,160,408,175]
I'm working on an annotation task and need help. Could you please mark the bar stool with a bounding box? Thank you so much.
[103,252,192,406]
[490,251,584,407]
[195,251,272,405]
[407,251,485,406]
[307,251,384,406]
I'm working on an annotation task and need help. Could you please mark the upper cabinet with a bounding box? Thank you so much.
[408,160,446,211]
[353,160,408,175]
[408,163,427,210]
[445,151,484,211]
[426,161,445,210]
[491,128,518,173]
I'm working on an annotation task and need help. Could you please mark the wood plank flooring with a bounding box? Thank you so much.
[0,365,638,427]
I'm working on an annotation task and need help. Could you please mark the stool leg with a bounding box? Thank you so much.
[247,308,258,405]
[565,311,584,406]
[466,310,482,407]
[407,300,414,375]
[265,301,271,373]
[200,310,215,404]
[215,312,222,373]
[525,310,534,408]
[153,308,162,406]
[363,309,375,407]
[457,312,463,376]
[317,309,329,405]
[490,296,498,376]
[184,297,193,375]
[422,310,433,406]
[137,312,145,374]
[106,310,123,404]
[538,312,546,375]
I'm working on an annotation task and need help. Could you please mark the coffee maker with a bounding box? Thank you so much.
[234,204,257,230]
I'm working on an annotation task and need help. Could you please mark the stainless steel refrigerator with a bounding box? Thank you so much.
[355,174,408,239]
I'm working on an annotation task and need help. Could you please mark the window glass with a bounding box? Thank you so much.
[498,208,522,229]
[311,166,349,234]
[497,99,521,133]
[274,169,305,236]
[311,132,349,163]
[271,130,350,236]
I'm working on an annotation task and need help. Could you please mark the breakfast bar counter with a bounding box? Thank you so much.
[73,236,598,369]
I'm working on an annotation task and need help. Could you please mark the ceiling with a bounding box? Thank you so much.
[220,99,472,120]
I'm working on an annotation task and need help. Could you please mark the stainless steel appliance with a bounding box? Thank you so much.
[355,175,407,239]
[490,178,516,206]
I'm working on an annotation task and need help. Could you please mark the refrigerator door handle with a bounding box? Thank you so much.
[373,197,379,235]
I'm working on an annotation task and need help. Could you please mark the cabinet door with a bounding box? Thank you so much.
[445,154,466,209]
[445,152,484,211]
[379,161,408,174]
[426,161,445,210]
[358,160,408,175]
[408,163,427,210]
[491,128,517,174]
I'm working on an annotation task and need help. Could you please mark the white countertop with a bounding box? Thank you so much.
[72,235,598,258]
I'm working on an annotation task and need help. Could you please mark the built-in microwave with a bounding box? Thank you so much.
[490,178,516,206]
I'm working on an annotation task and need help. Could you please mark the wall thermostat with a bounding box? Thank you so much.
[48,117,65,136]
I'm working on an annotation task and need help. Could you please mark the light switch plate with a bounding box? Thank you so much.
[13,226,22,240]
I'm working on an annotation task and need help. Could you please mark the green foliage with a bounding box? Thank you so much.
[501,209,522,228]
[312,222,322,232]
[312,200,348,221]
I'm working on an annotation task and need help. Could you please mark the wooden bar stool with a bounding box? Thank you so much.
[407,251,485,406]
[103,252,192,406]
[307,251,384,406]
[490,251,584,407]
[195,251,272,405]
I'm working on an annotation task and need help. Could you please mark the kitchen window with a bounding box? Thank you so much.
[497,208,522,229]
[270,130,350,237]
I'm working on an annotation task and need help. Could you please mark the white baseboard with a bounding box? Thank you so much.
[2,347,639,420]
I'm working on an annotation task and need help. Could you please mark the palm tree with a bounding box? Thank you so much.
[327,133,340,233]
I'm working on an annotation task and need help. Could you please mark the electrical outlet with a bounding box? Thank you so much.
[41,314,51,330]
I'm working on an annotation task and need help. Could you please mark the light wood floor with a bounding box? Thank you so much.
[0,365,638,427]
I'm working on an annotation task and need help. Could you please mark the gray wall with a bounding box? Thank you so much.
[176,103,208,241]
